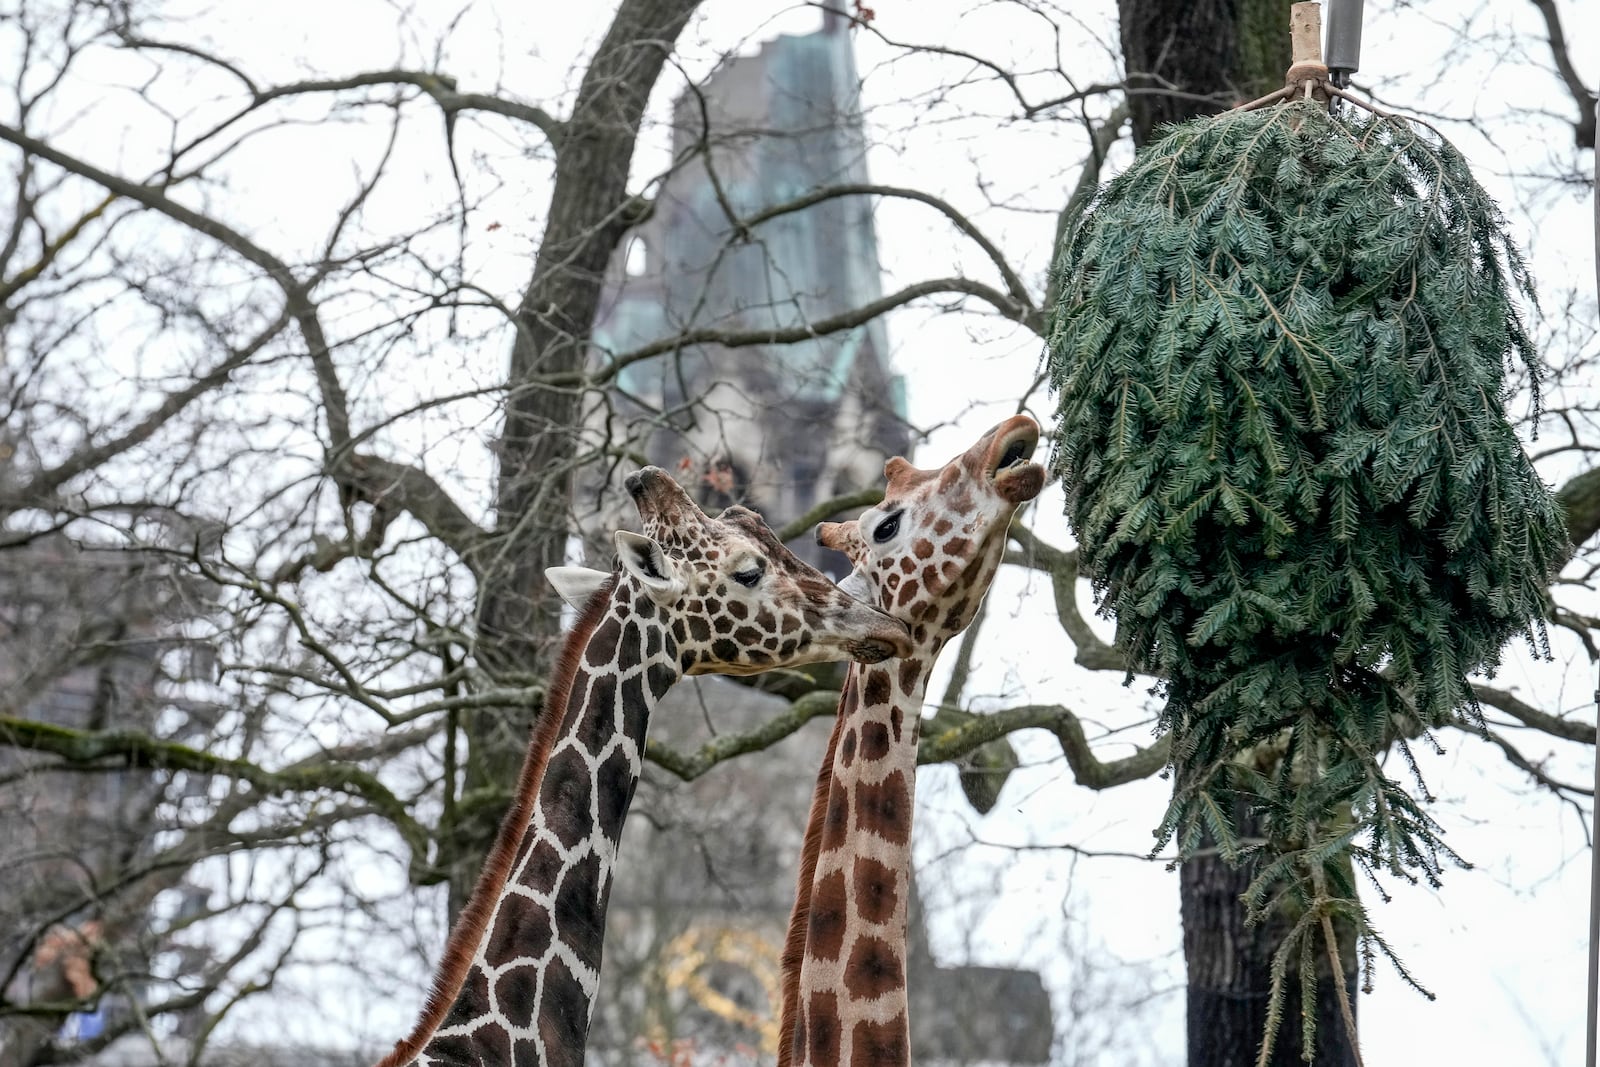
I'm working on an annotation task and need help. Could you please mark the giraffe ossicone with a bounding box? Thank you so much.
[780,415,1046,1067]
[379,466,910,1067]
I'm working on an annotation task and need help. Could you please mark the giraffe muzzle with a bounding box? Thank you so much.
[988,418,1045,504]
[626,466,701,526]
[623,467,658,499]
[841,610,913,662]
[848,634,904,663]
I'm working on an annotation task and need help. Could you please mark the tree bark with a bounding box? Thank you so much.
[446,0,705,917]
[1180,802,1359,1067]
[1118,0,1294,146]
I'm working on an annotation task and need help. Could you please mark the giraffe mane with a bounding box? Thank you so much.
[376,574,619,1067]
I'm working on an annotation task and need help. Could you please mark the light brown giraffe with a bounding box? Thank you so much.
[778,415,1045,1067]
[378,467,911,1067]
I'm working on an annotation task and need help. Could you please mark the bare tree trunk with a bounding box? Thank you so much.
[1180,802,1359,1067]
[1117,0,1293,146]
[445,0,706,917]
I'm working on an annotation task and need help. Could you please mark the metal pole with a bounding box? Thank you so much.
[1588,97,1600,1067]
[1589,656,1599,1067]
[1325,0,1364,89]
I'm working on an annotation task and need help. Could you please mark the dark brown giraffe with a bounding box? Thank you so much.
[378,467,911,1067]
[778,415,1046,1067]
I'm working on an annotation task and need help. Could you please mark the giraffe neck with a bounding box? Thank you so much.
[379,578,679,1067]
[781,647,940,1067]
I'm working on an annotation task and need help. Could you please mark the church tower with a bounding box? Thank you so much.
[585,15,909,571]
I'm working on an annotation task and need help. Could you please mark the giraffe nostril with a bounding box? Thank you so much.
[624,471,646,498]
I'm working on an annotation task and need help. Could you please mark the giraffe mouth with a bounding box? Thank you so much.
[847,636,899,664]
[990,424,1045,504]
[626,465,702,527]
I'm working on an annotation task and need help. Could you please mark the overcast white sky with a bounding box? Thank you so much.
[15,0,1599,1062]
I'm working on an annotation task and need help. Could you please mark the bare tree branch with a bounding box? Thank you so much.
[1046,102,1130,312]
[247,71,566,148]
[1478,724,1593,797]
[580,276,1042,391]
[1006,525,1125,671]
[1558,464,1600,547]
[645,689,839,780]
[1475,682,1596,745]
[342,453,490,575]
[0,118,355,454]
[1527,0,1597,148]
[919,701,1169,790]
[740,183,1036,312]
[0,715,432,860]
[0,192,114,306]
[774,487,885,543]
[8,310,291,505]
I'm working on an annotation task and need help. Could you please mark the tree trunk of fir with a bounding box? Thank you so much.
[1114,3,1362,1062]
[1180,801,1360,1067]
[1117,0,1295,146]
[443,0,706,919]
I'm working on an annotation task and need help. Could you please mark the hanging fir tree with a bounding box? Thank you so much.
[1044,77,1567,1052]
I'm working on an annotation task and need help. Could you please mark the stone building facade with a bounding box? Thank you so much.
[0,537,216,1064]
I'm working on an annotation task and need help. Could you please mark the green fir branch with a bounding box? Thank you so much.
[1045,99,1568,1058]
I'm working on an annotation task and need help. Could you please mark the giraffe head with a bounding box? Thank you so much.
[818,415,1044,638]
[550,466,912,676]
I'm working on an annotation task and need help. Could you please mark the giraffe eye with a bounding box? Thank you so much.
[732,564,763,588]
[872,512,902,544]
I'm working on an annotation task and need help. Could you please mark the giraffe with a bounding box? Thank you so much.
[777,414,1045,1067]
[378,466,912,1067]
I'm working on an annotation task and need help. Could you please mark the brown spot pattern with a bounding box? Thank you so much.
[849,1018,908,1067]
[521,839,564,896]
[822,785,851,850]
[861,670,891,709]
[842,935,902,1001]
[807,992,841,1064]
[538,957,589,1067]
[851,855,898,925]
[485,903,552,969]
[495,964,539,1029]
[808,871,849,961]
[583,617,621,668]
[854,771,910,844]
[898,659,920,693]
[858,721,891,762]
[475,1021,512,1067]
[542,750,591,850]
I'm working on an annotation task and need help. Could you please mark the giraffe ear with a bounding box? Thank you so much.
[545,566,610,611]
[614,530,681,602]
